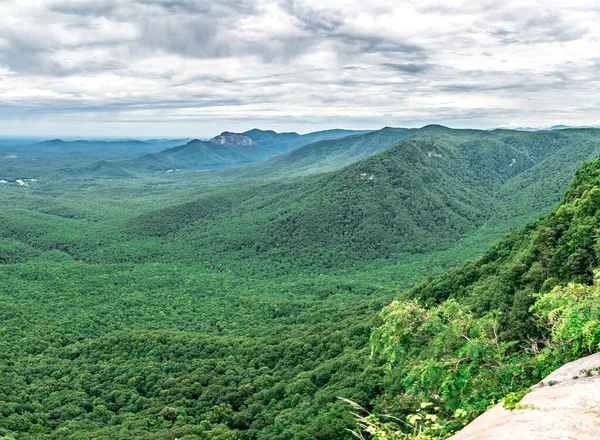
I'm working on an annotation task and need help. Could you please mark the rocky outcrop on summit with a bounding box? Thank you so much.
[115,128,365,172]
[210,133,255,146]
[450,352,600,440]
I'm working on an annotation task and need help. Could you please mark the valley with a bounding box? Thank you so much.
[1,127,600,439]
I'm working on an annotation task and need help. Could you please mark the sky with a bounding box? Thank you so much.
[0,0,599,137]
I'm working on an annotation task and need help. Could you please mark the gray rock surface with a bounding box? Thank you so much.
[210,133,255,146]
[449,352,600,440]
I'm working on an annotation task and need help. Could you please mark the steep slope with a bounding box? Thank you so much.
[368,155,600,437]
[126,134,505,268]
[404,156,600,326]
[5,129,600,271]
[496,128,600,219]
[2,130,600,440]
[124,129,600,271]
[133,138,258,171]
[224,127,416,179]
[220,126,600,183]
[210,132,255,146]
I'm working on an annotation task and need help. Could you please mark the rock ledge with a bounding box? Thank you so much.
[449,352,600,440]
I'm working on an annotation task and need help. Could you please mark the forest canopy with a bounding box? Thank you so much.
[1,127,600,439]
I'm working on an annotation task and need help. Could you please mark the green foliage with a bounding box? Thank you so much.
[2,128,600,439]
[341,399,467,440]
[501,389,531,410]
[371,299,538,418]
[121,130,600,272]
[370,154,600,436]
[532,271,600,356]
[106,129,369,173]
[226,127,415,180]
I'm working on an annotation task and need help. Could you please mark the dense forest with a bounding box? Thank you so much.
[366,156,600,438]
[1,127,600,439]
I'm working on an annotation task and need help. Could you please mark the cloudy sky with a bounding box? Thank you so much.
[0,0,599,137]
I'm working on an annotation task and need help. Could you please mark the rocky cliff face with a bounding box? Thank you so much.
[450,352,600,440]
[210,132,255,146]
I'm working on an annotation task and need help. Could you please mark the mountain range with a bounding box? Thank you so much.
[105,128,369,173]
[1,125,600,439]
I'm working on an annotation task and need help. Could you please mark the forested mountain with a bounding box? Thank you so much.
[0,138,189,179]
[366,154,600,439]
[243,128,371,147]
[121,129,369,172]
[8,138,190,159]
[223,127,415,179]
[124,129,600,271]
[131,137,260,171]
[1,127,600,439]
[221,126,600,184]
[1,130,368,179]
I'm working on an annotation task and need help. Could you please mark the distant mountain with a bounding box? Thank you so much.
[210,133,255,146]
[131,138,259,171]
[491,126,539,131]
[35,138,190,153]
[127,127,600,269]
[546,124,600,130]
[6,139,190,162]
[0,138,192,179]
[5,126,600,440]
[221,124,559,181]
[493,124,600,131]
[244,128,369,145]
[225,127,416,179]
[124,128,370,172]
[548,124,574,130]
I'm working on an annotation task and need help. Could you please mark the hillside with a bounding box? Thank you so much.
[1,128,600,439]
[219,126,600,187]
[222,125,499,181]
[124,129,600,271]
[132,138,259,171]
[15,138,189,159]
[0,130,368,179]
[123,128,369,172]
[223,127,416,179]
[366,155,600,438]
[4,1,600,439]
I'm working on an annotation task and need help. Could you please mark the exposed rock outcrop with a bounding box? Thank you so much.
[450,353,600,440]
[210,132,255,146]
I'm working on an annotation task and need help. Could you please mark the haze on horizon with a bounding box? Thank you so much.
[0,0,599,137]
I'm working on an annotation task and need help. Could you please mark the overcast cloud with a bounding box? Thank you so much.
[0,0,599,136]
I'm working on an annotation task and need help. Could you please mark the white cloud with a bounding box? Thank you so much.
[0,0,598,136]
